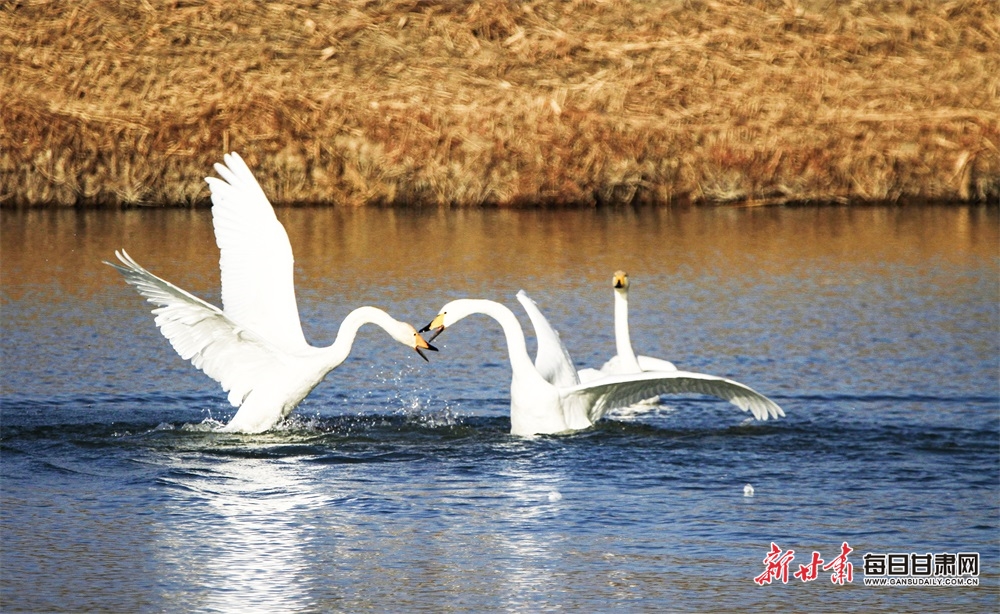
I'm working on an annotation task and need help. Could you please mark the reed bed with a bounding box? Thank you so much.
[2,0,998,207]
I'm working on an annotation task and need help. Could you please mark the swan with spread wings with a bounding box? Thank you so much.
[422,293,782,437]
[108,152,434,433]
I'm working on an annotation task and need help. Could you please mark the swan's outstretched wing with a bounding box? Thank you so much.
[205,152,307,352]
[563,369,784,424]
[515,290,580,387]
[108,250,280,408]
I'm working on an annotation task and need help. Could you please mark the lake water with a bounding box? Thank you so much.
[1,205,998,612]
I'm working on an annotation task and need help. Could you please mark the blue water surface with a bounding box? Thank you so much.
[2,206,997,612]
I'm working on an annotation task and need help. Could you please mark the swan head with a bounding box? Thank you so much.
[418,299,477,343]
[613,270,630,292]
[419,310,451,344]
[419,298,516,346]
[392,322,438,362]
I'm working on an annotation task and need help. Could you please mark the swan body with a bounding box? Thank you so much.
[516,285,783,422]
[107,152,433,433]
[578,271,676,383]
[423,296,783,437]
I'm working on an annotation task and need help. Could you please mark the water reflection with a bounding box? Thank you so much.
[485,441,568,610]
[2,206,996,302]
[154,446,326,612]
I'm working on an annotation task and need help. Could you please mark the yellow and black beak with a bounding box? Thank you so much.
[419,312,447,344]
[414,332,438,362]
[613,270,629,289]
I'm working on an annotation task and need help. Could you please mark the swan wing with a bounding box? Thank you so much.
[205,152,307,352]
[109,250,282,408]
[515,290,580,387]
[563,369,784,424]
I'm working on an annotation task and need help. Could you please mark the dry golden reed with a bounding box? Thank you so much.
[2,0,998,207]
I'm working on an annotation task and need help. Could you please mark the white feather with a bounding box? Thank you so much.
[107,153,430,433]
[426,297,783,437]
[206,152,307,353]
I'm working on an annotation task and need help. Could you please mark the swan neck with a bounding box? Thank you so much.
[614,288,641,370]
[325,306,394,369]
[456,300,543,384]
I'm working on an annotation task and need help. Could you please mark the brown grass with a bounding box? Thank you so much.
[1,0,998,207]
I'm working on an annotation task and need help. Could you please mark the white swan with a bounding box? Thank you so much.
[578,270,677,383]
[515,287,783,421]
[421,296,783,437]
[107,152,435,433]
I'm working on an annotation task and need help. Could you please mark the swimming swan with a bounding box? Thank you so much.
[422,296,782,437]
[515,289,783,419]
[578,271,677,383]
[107,152,435,433]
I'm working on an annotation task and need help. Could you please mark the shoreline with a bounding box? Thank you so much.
[2,1,998,208]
